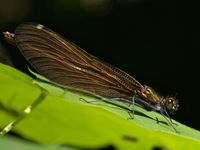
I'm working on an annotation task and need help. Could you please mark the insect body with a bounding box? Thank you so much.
[3,23,179,132]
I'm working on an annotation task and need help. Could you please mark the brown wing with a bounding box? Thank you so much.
[14,23,143,99]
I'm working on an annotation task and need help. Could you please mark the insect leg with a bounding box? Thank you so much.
[160,110,179,133]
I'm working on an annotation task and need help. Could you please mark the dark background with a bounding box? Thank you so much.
[0,0,199,130]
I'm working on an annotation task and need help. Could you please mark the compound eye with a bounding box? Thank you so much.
[165,97,178,112]
[169,99,174,105]
[168,99,172,104]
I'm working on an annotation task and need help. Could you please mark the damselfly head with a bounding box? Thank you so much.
[137,85,179,113]
[161,96,179,113]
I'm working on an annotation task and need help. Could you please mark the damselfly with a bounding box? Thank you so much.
[3,23,179,132]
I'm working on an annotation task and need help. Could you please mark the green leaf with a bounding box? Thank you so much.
[0,135,77,150]
[0,63,200,150]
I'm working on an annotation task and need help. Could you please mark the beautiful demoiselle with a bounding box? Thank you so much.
[2,23,179,133]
